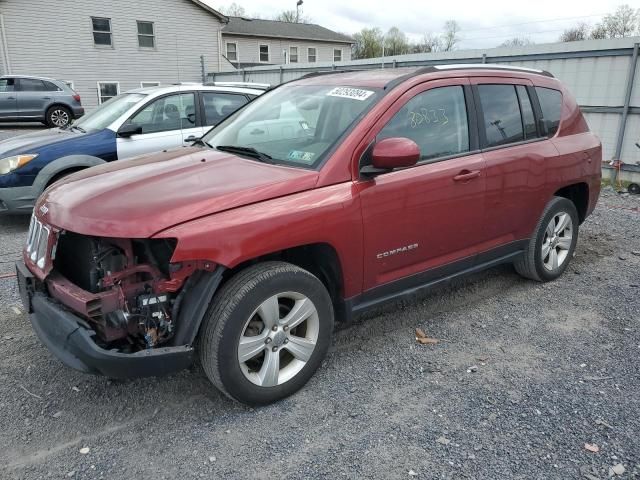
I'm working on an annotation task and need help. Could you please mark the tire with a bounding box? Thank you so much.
[199,261,334,405]
[46,105,72,128]
[514,196,579,282]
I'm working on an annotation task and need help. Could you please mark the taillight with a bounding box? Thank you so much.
[73,94,81,103]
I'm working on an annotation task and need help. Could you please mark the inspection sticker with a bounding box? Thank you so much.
[288,150,316,163]
[327,87,374,101]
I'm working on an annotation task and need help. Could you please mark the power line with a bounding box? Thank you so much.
[459,13,607,34]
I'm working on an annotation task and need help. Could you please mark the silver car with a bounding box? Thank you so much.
[0,75,84,127]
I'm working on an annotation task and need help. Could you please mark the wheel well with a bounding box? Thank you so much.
[222,243,347,322]
[46,167,85,188]
[554,183,589,223]
[46,103,72,116]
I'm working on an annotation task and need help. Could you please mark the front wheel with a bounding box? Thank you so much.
[514,196,579,282]
[199,261,334,405]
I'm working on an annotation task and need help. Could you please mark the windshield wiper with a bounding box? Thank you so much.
[216,145,273,163]
[69,125,86,133]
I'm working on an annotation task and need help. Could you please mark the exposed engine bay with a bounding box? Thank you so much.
[50,232,206,353]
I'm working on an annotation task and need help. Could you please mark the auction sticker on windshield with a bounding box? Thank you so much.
[327,87,374,101]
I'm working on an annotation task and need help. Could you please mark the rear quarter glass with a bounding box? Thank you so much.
[535,87,562,136]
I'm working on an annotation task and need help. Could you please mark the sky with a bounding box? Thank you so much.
[204,0,633,49]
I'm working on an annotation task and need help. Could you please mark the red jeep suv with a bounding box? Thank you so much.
[17,65,601,405]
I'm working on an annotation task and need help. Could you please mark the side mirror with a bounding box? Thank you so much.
[361,137,420,176]
[118,123,142,138]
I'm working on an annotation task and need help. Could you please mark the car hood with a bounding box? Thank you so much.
[37,147,319,238]
[0,127,83,156]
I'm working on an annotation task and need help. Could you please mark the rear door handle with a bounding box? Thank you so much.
[453,170,481,182]
[42,96,51,100]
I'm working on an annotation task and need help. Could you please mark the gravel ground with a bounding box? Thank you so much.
[0,131,639,478]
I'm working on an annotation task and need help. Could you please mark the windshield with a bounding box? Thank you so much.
[74,93,146,131]
[202,85,381,168]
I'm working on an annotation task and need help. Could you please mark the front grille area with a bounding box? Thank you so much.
[25,215,52,269]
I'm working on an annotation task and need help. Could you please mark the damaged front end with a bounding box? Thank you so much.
[18,215,223,378]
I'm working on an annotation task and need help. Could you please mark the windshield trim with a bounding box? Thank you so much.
[201,85,384,171]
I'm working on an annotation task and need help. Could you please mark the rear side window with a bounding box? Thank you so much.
[378,85,469,162]
[516,85,537,139]
[478,84,523,147]
[202,92,249,126]
[18,78,47,91]
[535,87,562,137]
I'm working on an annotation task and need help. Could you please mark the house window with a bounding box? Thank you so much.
[97,81,119,104]
[308,47,317,63]
[259,44,269,62]
[92,17,112,46]
[289,46,298,63]
[226,42,237,61]
[137,21,155,48]
[333,48,342,62]
[140,81,160,88]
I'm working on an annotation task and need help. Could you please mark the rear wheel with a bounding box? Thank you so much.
[46,105,71,128]
[198,261,334,405]
[514,196,579,282]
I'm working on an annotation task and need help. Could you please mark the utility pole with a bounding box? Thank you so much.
[296,0,303,23]
[200,55,206,84]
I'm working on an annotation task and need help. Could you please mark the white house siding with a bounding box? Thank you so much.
[220,34,352,72]
[0,0,224,110]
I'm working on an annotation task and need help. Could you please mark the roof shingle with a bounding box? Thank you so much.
[223,17,354,44]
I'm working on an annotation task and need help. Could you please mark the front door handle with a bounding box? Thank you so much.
[42,96,52,100]
[6,96,15,100]
[453,170,481,182]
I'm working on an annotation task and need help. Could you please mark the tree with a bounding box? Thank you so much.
[219,2,246,16]
[412,33,441,53]
[442,20,460,51]
[599,4,639,38]
[499,37,534,47]
[274,9,311,23]
[589,23,608,40]
[352,27,384,59]
[384,27,410,56]
[559,22,589,42]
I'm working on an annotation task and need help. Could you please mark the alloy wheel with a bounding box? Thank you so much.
[51,109,69,127]
[238,292,319,387]
[541,212,573,271]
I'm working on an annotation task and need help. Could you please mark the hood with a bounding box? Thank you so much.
[0,127,82,157]
[37,147,319,238]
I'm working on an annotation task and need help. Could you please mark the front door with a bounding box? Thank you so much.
[0,78,17,118]
[358,80,487,294]
[116,92,204,159]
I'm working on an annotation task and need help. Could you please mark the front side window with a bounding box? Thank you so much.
[0,78,15,92]
[18,78,47,91]
[92,17,112,46]
[203,84,380,168]
[125,93,196,134]
[478,84,524,147]
[334,48,342,62]
[290,46,298,63]
[137,21,155,48]
[378,86,469,162]
[259,44,269,62]
[202,92,248,126]
[97,82,119,104]
[536,87,563,137]
[308,47,317,62]
[74,93,146,131]
[226,42,237,61]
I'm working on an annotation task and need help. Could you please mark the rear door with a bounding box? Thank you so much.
[116,92,202,159]
[471,77,557,250]
[358,79,487,294]
[0,78,17,118]
[16,78,50,117]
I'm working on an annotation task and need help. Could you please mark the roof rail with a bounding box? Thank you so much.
[431,63,554,77]
[204,81,271,90]
[300,69,356,79]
